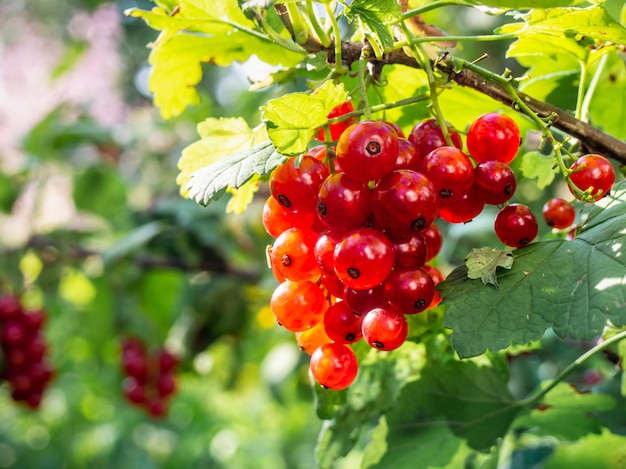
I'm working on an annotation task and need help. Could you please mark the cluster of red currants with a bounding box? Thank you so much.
[0,295,54,408]
[120,337,179,418]
[263,107,617,390]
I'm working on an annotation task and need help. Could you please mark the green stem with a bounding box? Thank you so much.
[305,0,331,47]
[390,32,519,51]
[519,330,626,407]
[358,53,372,120]
[325,2,348,73]
[399,0,470,21]
[402,21,452,144]
[285,2,309,45]
[580,53,608,124]
[575,59,588,122]
[244,11,307,54]
[327,94,431,124]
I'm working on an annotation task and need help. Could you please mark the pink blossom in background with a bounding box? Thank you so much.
[0,3,127,171]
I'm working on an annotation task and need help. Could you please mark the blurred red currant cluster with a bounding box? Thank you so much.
[263,105,616,390]
[0,295,54,408]
[120,337,179,418]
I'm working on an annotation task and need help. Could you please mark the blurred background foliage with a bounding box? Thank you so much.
[0,0,624,468]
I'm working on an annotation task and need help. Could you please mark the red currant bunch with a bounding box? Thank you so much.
[120,337,179,418]
[0,295,55,409]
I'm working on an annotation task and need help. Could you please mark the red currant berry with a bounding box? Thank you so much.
[123,376,147,404]
[319,271,346,298]
[314,231,343,275]
[568,154,616,201]
[269,227,320,283]
[316,173,371,232]
[392,138,422,172]
[323,301,363,344]
[156,374,177,398]
[473,160,516,205]
[383,267,435,314]
[146,397,169,418]
[270,280,327,332]
[494,204,539,248]
[438,186,485,224]
[295,321,332,355]
[370,170,439,234]
[269,156,329,212]
[361,308,408,351]
[336,121,399,182]
[382,121,405,138]
[316,101,355,141]
[423,265,444,308]
[1,321,27,348]
[262,196,314,238]
[386,231,428,267]
[467,113,521,164]
[542,198,576,229]
[0,295,22,323]
[420,146,474,202]
[309,342,358,390]
[408,118,463,157]
[157,349,178,374]
[333,229,394,290]
[422,224,442,262]
[343,284,387,316]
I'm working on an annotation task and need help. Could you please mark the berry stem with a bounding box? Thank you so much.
[326,94,430,125]
[325,2,348,74]
[518,330,626,408]
[400,22,454,146]
[390,32,519,51]
[304,0,331,48]
[580,53,608,124]
[358,52,372,121]
[285,3,309,45]
[246,7,308,54]
[400,0,471,19]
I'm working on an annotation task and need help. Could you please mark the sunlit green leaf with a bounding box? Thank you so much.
[262,80,349,155]
[177,117,268,197]
[442,182,626,358]
[346,0,402,53]
[543,430,626,468]
[127,0,302,118]
[186,141,286,206]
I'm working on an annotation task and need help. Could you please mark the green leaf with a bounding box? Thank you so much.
[346,0,402,53]
[262,81,349,155]
[514,383,615,441]
[177,117,268,197]
[186,141,286,206]
[542,430,626,468]
[465,247,514,288]
[500,6,626,63]
[127,0,302,118]
[519,151,559,189]
[373,360,520,467]
[442,182,626,358]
